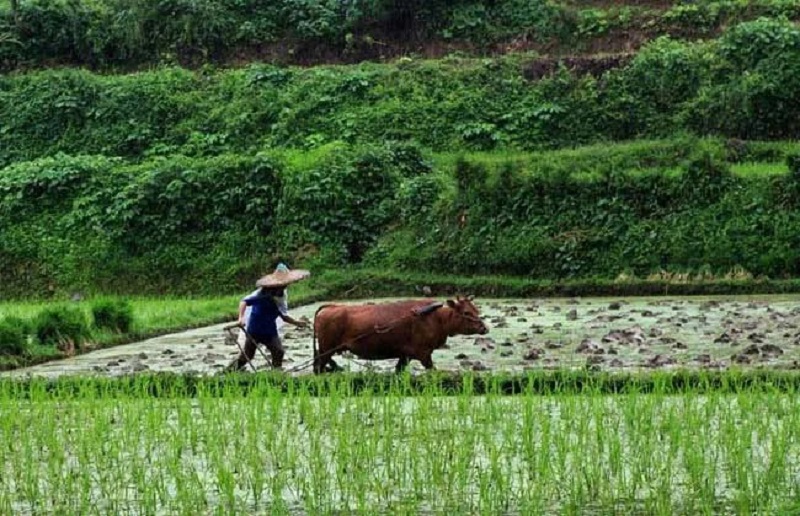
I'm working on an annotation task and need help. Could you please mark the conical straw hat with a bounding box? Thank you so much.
[256,263,310,288]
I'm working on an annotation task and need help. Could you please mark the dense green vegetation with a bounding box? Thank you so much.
[2,18,800,165]
[1,0,799,69]
[0,16,799,298]
[3,136,800,298]
[0,3,798,304]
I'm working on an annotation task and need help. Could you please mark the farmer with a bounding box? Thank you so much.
[226,264,311,372]
[236,263,291,349]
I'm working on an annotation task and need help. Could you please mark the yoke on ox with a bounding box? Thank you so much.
[312,296,488,374]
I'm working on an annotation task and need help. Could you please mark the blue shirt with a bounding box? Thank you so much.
[242,289,288,331]
[244,292,284,339]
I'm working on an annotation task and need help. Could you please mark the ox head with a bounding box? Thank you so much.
[446,295,488,335]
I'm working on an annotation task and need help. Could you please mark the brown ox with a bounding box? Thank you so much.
[312,296,488,374]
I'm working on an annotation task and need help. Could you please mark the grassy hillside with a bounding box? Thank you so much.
[3,137,800,298]
[1,18,799,166]
[0,5,799,300]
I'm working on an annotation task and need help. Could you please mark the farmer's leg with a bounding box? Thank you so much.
[226,333,258,372]
[264,335,285,368]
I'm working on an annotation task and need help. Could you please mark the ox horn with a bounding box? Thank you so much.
[467,294,475,301]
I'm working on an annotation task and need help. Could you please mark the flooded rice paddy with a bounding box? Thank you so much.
[5,294,800,378]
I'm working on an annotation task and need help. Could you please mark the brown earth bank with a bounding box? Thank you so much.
[136,20,714,70]
[7,294,800,380]
[3,21,709,74]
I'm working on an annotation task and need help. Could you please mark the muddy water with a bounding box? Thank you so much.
[5,295,800,379]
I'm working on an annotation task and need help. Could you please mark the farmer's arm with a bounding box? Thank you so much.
[280,313,309,327]
[237,300,247,326]
[239,291,262,324]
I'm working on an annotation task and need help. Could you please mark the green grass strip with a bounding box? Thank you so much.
[2,369,799,400]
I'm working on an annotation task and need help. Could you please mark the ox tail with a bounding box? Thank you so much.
[312,304,335,372]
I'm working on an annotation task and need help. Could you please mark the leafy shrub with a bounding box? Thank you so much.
[276,143,411,262]
[91,299,134,333]
[2,316,33,338]
[440,3,491,41]
[0,318,27,356]
[492,0,577,42]
[718,17,800,73]
[661,2,723,32]
[789,153,800,178]
[577,7,638,37]
[682,19,800,140]
[35,306,90,347]
[619,37,710,119]
[680,139,733,203]
[774,152,800,208]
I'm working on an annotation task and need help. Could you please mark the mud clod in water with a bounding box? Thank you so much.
[523,348,544,361]
[647,354,676,368]
[576,339,602,354]
[732,353,751,364]
[587,355,605,366]
[761,344,784,357]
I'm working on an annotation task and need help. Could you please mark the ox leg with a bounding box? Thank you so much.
[314,354,343,374]
[313,351,324,374]
[314,347,335,374]
[395,356,410,373]
[420,354,435,370]
[314,352,343,374]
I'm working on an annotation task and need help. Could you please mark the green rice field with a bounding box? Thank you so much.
[1,374,800,514]
[5,294,800,514]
